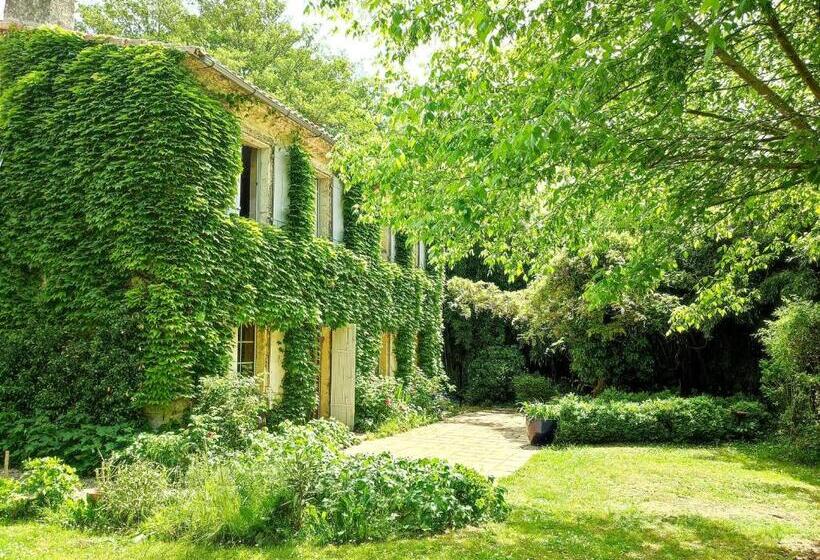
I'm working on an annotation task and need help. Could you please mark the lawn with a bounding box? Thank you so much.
[1,443,817,560]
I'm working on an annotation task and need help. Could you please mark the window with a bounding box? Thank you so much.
[380,227,395,261]
[236,145,258,219]
[236,325,256,374]
[315,175,333,239]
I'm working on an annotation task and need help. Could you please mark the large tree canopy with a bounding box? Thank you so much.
[78,0,376,136]
[322,0,819,329]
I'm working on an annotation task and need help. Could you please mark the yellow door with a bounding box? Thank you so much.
[318,326,332,418]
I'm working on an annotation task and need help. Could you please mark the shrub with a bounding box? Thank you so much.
[354,373,402,431]
[306,453,509,543]
[145,454,298,544]
[95,460,171,528]
[594,388,676,402]
[464,345,524,405]
[521,393,768,444]
[0,412,137,475]
[15,457,80,516]
[512,374,558,403]
[116,431,192,471]
[116,373,267,471]
[0,477,20,519]
[758,300,819,462]
[141,418,505,545]
[187,372,267,453]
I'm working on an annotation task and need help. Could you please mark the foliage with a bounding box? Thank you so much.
[520,248,679,389]
[96,460,172,528]
[354,372,402,431]
[758,300,819,463]
[276,418,358,451]
[306,453,509,543]
[443,277,521,395]
[12,458,81,517]
[0,316,143,424]
[136,417,502,545]
[115,431,192,471]
[0,477,20,519]
[521,393,769,444]
[77,0,376,137]
[0,412,137,475]
[145,453,300,544]
[187,372,266,452]
[325,0,819,331]
[3,442,819,560]
[0,29,445,436]
[464,345,524,405]
[511,374,557,403]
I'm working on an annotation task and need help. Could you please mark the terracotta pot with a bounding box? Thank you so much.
[526,418,558,445]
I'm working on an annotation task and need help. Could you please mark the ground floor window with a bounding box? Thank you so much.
[236,325,256,374]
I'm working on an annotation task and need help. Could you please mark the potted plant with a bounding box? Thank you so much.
[521,403,558,445]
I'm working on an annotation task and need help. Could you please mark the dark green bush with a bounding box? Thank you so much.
[0,412,137,475]
[464,345,524,404]
[521,393,769,444]
[512,374,558,403]
[307,453,509,543]
[758,300,819,463]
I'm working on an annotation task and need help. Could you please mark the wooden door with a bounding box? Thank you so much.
[330,325,356,428]
[318,326,332,418]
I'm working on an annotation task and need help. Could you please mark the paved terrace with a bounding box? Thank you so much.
[346,409,538,478]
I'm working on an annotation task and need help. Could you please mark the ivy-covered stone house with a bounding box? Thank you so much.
[0,4,443,434]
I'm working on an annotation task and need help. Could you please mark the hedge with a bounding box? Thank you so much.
[521,393,769,444]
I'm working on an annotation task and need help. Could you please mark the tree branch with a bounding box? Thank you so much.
[761,0,820,102]
[681,14,813,132]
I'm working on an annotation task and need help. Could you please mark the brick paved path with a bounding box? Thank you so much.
[347,409,537,478]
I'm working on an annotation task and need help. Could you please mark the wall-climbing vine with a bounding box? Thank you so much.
[0,28,445,432]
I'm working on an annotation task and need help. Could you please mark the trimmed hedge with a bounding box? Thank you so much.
[521,393,769,444]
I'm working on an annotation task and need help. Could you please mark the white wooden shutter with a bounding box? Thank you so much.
[272,146,289,227]
[332,177,344,243]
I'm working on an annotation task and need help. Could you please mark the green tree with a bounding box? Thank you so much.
[321,0,819,330]
[78,0,376,136]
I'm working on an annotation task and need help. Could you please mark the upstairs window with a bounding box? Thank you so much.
[236,145,258,219]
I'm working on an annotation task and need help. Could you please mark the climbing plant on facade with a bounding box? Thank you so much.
[0,28,445,433]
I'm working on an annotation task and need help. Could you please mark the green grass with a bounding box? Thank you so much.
[1,443,817,559]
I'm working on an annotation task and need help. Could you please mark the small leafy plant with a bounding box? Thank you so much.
[14,457,81,517]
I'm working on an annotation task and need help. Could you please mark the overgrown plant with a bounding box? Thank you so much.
[0,28,446,453]
[758,300,819,463]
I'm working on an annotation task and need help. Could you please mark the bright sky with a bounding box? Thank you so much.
[282,0,380,76]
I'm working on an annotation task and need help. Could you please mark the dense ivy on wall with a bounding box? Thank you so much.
[0,28,444,429]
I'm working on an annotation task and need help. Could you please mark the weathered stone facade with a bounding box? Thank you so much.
[4,0,75,29]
